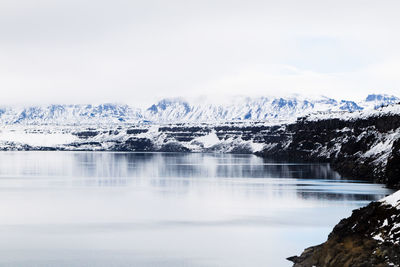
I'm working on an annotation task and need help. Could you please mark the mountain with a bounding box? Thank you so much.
[364,94,400,109]
[144,96,352,122]
[0,104,143,125]
[145,94,399,122]
[0,94,398,125]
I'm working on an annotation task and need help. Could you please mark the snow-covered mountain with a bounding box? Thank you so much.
[144,95,361,122]
[0,94,398,125]
[0,104,143,125]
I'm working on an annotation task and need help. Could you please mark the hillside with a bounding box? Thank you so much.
[258,104,400,187]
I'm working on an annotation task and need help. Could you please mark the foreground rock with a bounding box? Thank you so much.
[288,190,400,267]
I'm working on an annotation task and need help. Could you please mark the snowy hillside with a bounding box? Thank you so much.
[0,94,398,125]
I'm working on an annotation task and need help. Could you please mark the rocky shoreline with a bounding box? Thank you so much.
[288,191,400,267]
[271,105,400,266]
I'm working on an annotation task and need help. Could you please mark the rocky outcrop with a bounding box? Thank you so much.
[258,106,400,188]
[386,139,400,188]
[261,106,400,266]
[288,191,400,267]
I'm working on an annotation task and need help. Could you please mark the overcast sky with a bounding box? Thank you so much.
[1,0,399,106]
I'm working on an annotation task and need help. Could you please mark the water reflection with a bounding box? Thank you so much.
[0,152,389,202]
[0,152,393,267]
[0,151,341,179]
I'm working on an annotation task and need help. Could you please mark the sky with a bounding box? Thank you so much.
[0,0,399,106]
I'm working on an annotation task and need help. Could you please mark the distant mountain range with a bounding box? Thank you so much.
[0,94,398,125]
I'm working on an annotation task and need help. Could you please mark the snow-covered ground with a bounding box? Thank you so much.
[382,190,400,208]
[0,127,76,147]
[0,123,268,153]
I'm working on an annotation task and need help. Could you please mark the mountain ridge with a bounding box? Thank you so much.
[0,94,398,125]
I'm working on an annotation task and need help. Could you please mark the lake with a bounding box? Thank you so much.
[0,152,392,267]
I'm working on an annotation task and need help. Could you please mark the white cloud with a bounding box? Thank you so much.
[0,0,399,106]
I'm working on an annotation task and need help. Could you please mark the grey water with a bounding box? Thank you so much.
[0,152,392,267]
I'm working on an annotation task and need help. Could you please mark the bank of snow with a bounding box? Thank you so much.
[0,126,77,149]
[382,190,400,208]
[193,132,220,148]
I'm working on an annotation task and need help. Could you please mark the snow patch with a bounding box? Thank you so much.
[381,190,400,209]
[0,128,76,147]
[193,132,220,148]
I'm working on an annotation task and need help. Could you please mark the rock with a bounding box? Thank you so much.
[73,130,99,139]
[259,109,400,188]
[116,137,154,151]
[386,139,400,188]
[288,198,400,267]
[159,142,190,152]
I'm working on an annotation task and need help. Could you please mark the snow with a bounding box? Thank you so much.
[193,132,220,148]
[250,142,265,152]
[362,131,400,165]
[381,190,400,208]
[373,233,384,242]
[144,94,398,123]
[305,102,400,122]
[0,127,77,147]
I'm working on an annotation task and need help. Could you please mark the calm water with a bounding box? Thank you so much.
[0,152,392,267]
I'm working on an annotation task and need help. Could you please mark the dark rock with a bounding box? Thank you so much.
[115,137,154,151]
[126,129,148,134]
[288,201,400,267]
[259,111,400,187]
[386,139,400,188]
[159,142,190,152]
[73,130,99,139]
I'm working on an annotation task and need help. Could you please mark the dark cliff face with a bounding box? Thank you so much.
[280,111,400,267]
[288,198,400,267]
[258,113,400,188]
[386,139,400,188]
